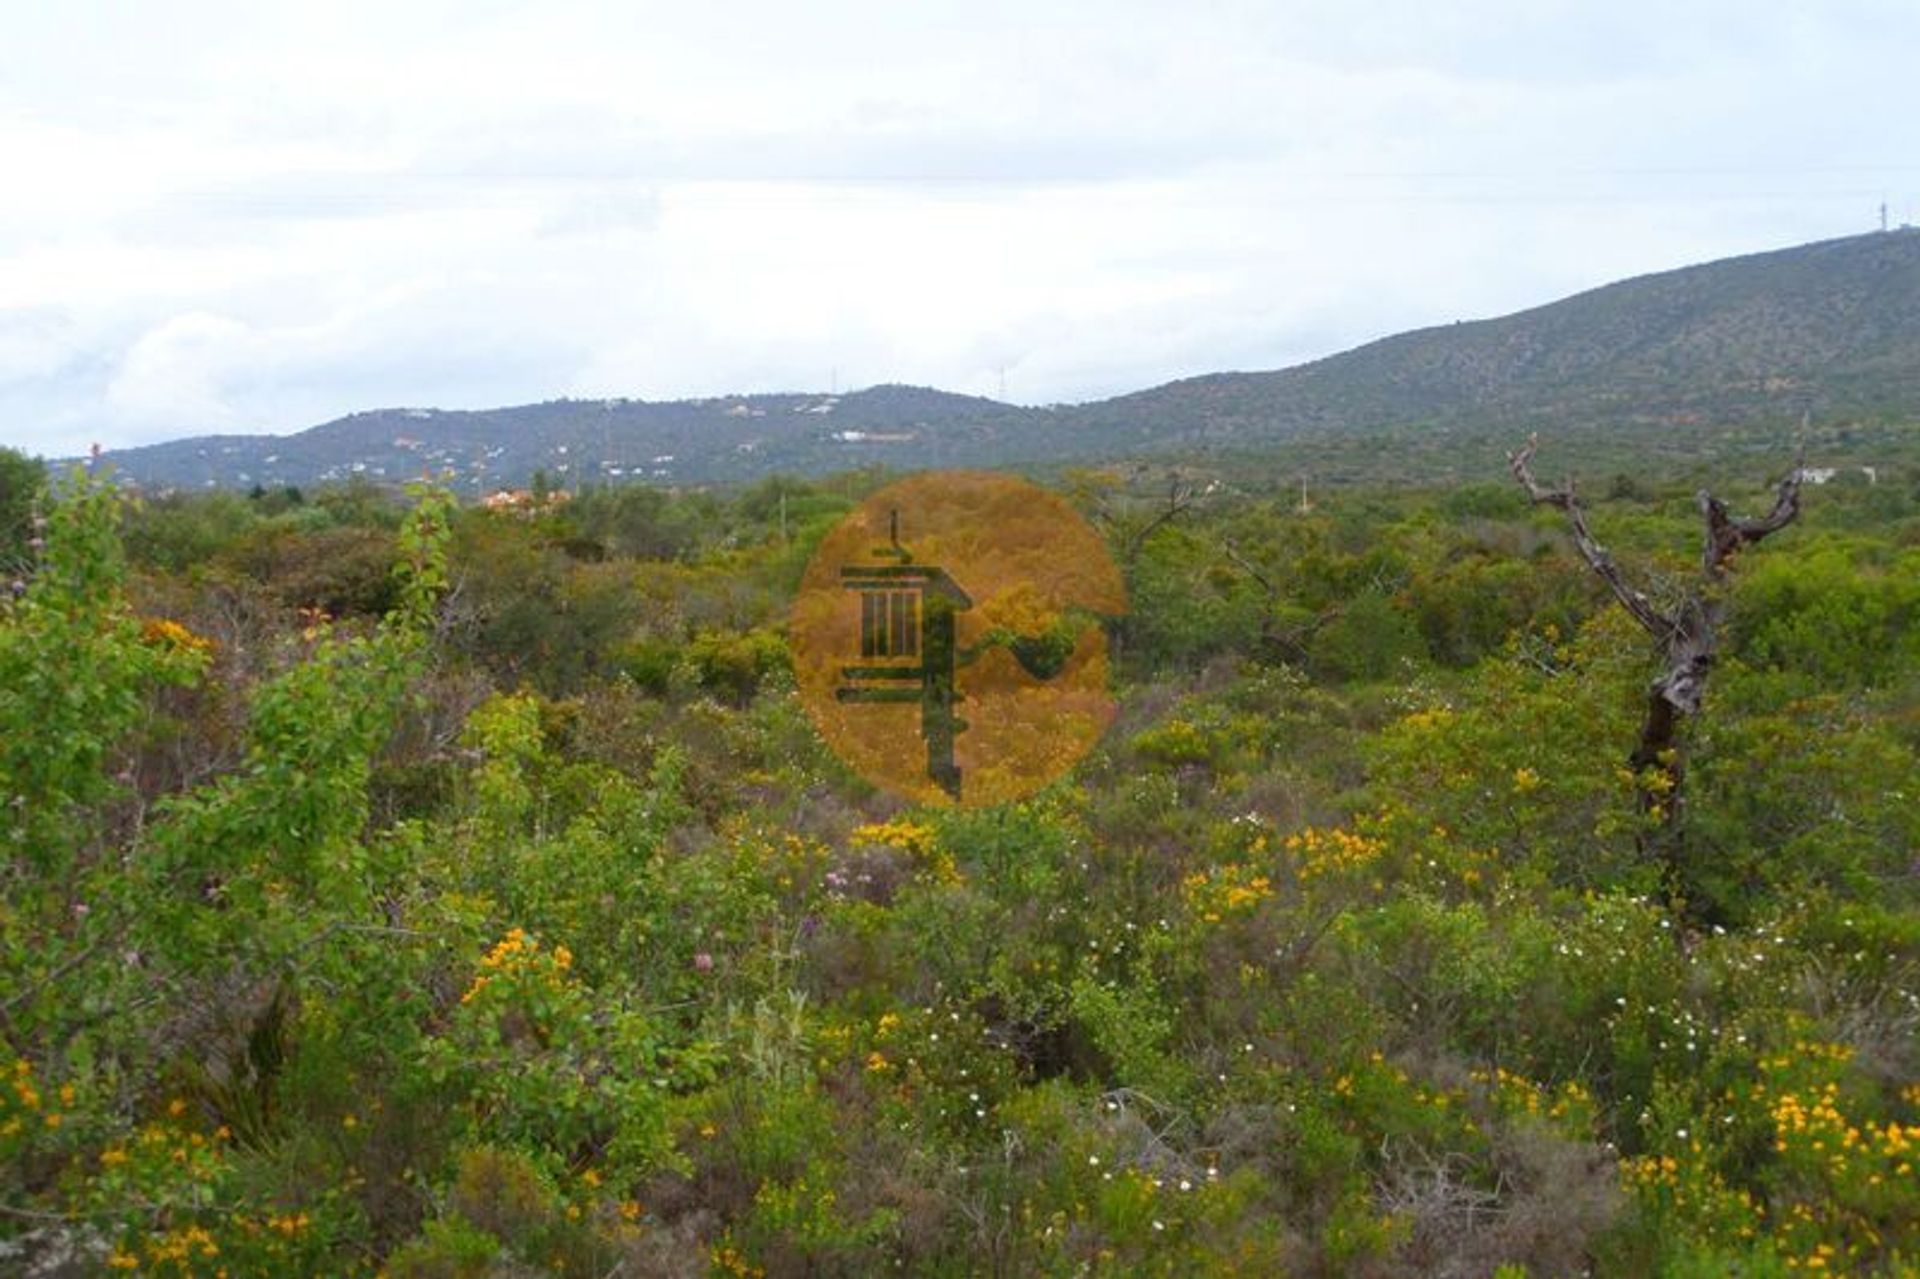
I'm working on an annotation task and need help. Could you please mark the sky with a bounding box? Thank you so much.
[3,0,1916,458]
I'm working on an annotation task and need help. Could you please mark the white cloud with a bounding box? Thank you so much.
[106,312,257,431]
[1,0,1915,457]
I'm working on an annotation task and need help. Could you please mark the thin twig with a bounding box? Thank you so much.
[1509,434,1668,636]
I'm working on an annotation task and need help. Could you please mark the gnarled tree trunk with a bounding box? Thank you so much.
[1508,436,1802,915]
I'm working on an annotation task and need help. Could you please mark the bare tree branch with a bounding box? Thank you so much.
[1699,447,1805,578]
[1216,537,1276,597]
[1508,434,1668,636]
[1121,478,1198,563]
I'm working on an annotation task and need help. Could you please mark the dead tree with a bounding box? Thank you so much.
[1092,472,1210,668]
[1508,435,1803,908]
[1113,476,1202,569]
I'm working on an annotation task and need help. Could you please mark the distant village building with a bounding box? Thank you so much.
[832,430,916,444]
[1793,466,1880,487]
[483,488,572,514]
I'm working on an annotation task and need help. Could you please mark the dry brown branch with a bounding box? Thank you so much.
[1121,478,1198,563]
[1699,446,1804,578]
[1508,434,1666,636]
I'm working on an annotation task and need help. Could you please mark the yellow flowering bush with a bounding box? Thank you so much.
[423,927,674,1178]
[850,819,937,857]
[1471,1066,1599,1137]
[1286,826,1386,883]
[850,818,961,885]
[1181,864,1275,924]
[1752,1042,1920,1269]
[460,926,576,1008]
[139,615,214,656]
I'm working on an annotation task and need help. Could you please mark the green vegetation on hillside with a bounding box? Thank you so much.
[2,443,1917,1276]
[87,231,1920,493]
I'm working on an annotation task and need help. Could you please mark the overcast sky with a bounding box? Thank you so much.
[3,0,1915,457]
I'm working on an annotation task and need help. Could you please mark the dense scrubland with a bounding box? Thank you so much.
[2,435,1917,1276]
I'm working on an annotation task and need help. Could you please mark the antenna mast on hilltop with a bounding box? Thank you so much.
[1881,200,1890,233]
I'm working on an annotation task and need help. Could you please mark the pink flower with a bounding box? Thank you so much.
[692,952,714,973]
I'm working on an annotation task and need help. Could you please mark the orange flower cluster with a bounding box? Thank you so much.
[265,1212,312,1236]
[1623,1152,1682,1189]
[712,1243,766,1278]
[1,1058,70,1140]
[850,819,937,855]
[112,1223,221,1270]
[140,616,213,655]
[1770,1083,1916,1180]
[1618,1149,1761,1245]
[1181,864,1273,924]
[1284,827,1385,882]
[460,927,574,1004]
[1470,1066,1595,1129]
[850,819,961,884]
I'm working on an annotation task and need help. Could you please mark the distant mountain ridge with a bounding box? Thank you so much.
[1081,229,1920,445]
[83,230,1920,491]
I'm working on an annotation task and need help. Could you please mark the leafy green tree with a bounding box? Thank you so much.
[1309,589,1425,681]
[0,466,205,872]
[121,489,260,573]
[0,445,46,572]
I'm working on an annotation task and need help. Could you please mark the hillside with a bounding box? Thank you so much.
[85,229,1920,490]
[89,384,1032,493]
[1078,228,1920,447]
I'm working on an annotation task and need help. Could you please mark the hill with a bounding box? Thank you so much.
[87,384,1030,493]
[85,230,1920,490]
[1077,228,1920,447]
